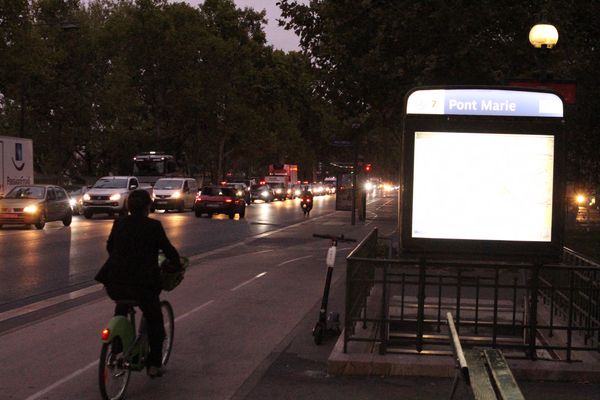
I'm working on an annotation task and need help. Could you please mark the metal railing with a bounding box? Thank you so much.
[344,229,600,360]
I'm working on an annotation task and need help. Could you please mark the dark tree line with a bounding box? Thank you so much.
[3,0,600,187]
[0,0,341,183]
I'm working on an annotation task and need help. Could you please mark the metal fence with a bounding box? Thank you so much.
[344,229,600,361]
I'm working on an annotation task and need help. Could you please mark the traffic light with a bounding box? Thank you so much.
[364,163,372,173]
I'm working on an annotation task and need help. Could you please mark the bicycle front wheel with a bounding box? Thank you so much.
[99,337,131,400]
[160,300,175,366]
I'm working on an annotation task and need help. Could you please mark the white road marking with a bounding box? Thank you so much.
[251,249,274,255]
[230,272,267,292]
[24,360,99,400]
[276,255,313,267]
[174,299,215,322]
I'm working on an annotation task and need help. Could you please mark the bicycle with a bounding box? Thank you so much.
[98,299,175,400]
[312,233,356,345]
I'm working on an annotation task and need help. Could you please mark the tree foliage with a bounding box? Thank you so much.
[279,0,600,183]
[0,0,339,183]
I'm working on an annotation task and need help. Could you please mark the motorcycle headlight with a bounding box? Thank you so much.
[295,190,301,196]
[24,204,39,213]
[83,193,91,201]
[171,191,181,199]
[261,191,269,197]
[69,198,77,208]
[109,193,121,201]
[237,190,243,196]
[276,189,282,194]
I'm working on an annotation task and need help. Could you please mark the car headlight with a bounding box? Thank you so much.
[295,190,301,196]
[364,182,374,191]
[109,193,121,201]
[237,190,243,196]
[261,191,269,197]
[69,198,77,208]
[83,193,91,201]
[171,191,181,199]
[276,189,282,194]
[24,204,39,214]
[576,194,587,205]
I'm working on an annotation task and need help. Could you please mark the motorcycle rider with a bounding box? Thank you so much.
[300,185,314,217]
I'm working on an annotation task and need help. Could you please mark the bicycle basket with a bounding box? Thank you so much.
[159,255,189,291]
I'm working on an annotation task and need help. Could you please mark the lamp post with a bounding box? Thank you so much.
[529,23,559,82]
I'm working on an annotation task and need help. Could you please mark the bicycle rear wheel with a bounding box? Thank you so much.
[99,337,131,400]
[160,300,175,366]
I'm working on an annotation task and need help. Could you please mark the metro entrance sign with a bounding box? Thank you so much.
[401,86,565,259]
[406,88,563,117]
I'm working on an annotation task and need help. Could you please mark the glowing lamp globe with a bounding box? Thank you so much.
[529,24,559,49]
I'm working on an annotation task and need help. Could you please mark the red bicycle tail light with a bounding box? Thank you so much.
[101,328,110,341]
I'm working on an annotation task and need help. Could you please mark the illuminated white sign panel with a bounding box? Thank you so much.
[412,131,554,242]
[406,89,563,117]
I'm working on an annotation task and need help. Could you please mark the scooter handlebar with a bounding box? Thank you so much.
[313,233,356,242]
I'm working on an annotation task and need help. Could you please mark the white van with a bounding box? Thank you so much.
[152,177,198,212]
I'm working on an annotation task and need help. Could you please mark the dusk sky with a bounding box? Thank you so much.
[180,0,307,52]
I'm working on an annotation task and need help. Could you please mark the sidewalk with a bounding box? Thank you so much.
[237,195,600,400]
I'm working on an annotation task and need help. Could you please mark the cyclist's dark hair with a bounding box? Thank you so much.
[127,189,151,215]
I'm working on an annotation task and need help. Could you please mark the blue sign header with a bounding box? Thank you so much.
[406,88,563,118]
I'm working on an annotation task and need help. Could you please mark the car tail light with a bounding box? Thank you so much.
[225,198,233,203]
[101,328,110,341]
[196,195,202,201]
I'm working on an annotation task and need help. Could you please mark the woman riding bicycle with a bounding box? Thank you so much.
[95,189,181,377]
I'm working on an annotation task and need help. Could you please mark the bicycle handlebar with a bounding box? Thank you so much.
[313,233,357,242]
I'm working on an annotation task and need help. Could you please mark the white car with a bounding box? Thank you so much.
[152,177,198,212]
[82,176,142,219]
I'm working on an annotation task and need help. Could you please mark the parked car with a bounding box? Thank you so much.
[82,176,145,219]
[152,177,198,212]
[0,185,72,229]
[194,186,245,219]
[250,184,274,203]
[225,182,251,205]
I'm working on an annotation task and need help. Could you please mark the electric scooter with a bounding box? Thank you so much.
[312,233,356,345]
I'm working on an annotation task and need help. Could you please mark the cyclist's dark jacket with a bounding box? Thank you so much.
[102,215,180,290]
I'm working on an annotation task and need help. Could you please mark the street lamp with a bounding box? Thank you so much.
[529,23,559,49]
[529,23,558,82]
